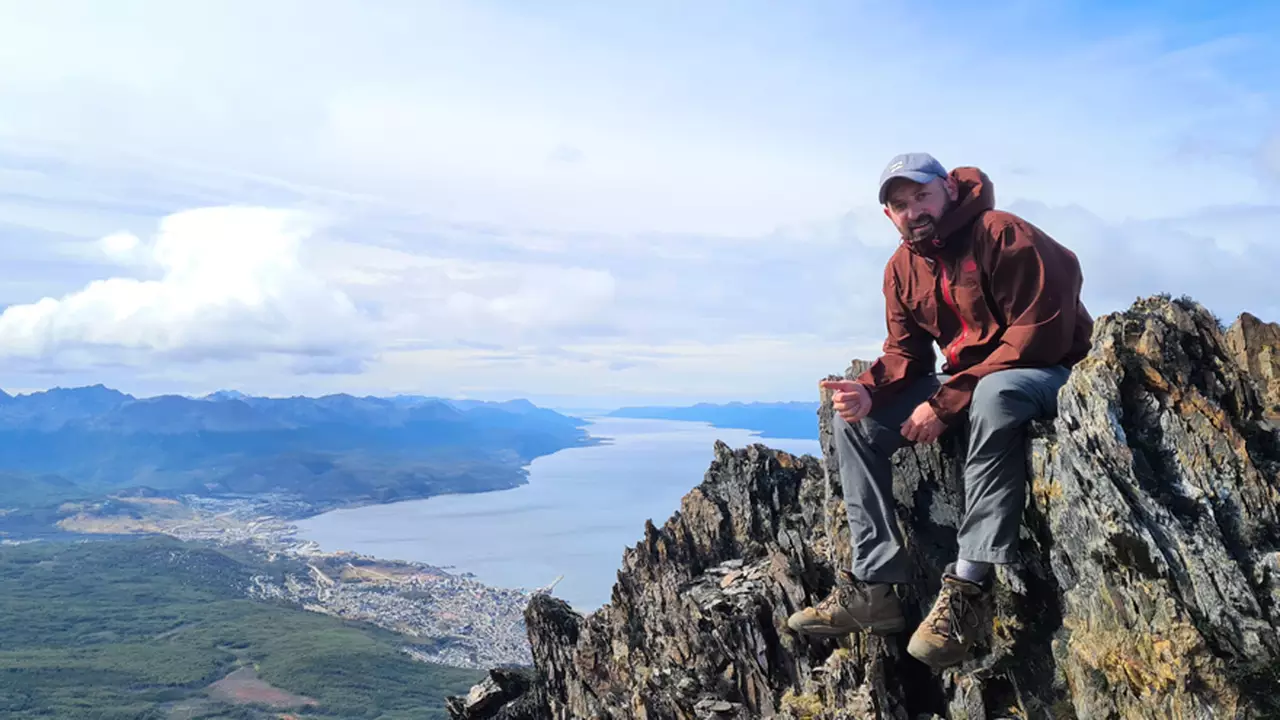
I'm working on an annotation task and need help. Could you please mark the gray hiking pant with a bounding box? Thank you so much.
[834,366,1070,583]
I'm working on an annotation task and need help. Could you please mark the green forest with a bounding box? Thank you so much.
[0,536,483,719]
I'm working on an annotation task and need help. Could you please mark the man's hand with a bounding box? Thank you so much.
[820,380,871,424]
[900,401,946,444]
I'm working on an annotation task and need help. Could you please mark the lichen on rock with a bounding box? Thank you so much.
[448,296,1280,720]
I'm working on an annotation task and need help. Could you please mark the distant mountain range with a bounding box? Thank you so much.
[0,385,595,530]
[607,401,820,440]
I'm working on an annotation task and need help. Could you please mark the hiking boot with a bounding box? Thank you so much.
[787,569,906,637]
[907,564,988,668]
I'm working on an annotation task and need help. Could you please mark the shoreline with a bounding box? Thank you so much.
[1,418,816,668]
[36,490,542,670]
[17,423,624,669]
[288,418,823,612]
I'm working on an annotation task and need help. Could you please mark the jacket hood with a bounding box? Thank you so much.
[904,166,995,257]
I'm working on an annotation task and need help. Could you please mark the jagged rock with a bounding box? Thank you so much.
[449,296,1280,720]
[445,668,544,720]
[1227,311,1280,421]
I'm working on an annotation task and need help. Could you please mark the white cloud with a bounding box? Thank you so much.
[0,2,1276,403]
[1002,199,1280,330]
[99,231,141,262]
[3,190,1279,404]
[0,206,369,366]
[1,2,1273,237]
[301,238,618,347]
[443,268,615,332]
[0,195,627,381]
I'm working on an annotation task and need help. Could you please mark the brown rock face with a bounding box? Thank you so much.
[449,296,1280,720]
[1227,311,1280,421]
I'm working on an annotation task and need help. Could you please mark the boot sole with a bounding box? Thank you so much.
[792,616,907,637]
[906,635,965,668]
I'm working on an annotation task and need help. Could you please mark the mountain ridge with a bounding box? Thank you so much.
[0,386,596,533]
[0,386,576,430]
[449,294,1280,720]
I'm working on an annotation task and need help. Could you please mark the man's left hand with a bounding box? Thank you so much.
[900,402,946,444]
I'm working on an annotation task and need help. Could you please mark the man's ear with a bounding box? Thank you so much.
[882,206,891,219]
[943,175,959,201]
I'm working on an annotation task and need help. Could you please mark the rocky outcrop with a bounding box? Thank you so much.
[448,296,1280,720]
[1227,312,1280,421]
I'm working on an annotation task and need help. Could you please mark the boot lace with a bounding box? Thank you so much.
[816,573,867,614]
[926,582,979,644]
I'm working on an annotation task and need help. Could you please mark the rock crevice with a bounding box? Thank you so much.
[450,296,1280,720]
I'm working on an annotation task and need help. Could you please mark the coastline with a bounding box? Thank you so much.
[290,417,823,611]
[0,422,615,669]
[44,490,540,669]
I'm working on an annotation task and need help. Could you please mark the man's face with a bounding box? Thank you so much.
[882,176,957,244]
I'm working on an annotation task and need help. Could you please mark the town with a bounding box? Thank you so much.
[61,493,540,669]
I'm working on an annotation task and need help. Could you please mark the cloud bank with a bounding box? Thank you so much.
[0,2,1275,403]
[0,207,368,367]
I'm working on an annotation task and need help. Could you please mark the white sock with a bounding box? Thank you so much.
[954,559,991,583]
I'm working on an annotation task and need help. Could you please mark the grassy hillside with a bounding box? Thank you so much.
[0,536,483,719]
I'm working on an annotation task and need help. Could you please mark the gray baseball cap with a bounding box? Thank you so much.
[878,152,948,204]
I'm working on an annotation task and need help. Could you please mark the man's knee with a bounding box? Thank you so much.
[970,366,1070,430]
[969,372,1039,429]
[832,411,883,453]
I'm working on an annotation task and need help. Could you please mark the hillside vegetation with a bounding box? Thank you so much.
[0,536,482,719]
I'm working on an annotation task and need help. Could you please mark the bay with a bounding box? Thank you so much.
[293,417,822,612]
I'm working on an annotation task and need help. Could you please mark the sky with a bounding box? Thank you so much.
[0,0,1277,407]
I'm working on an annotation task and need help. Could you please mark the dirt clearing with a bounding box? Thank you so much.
[206,666,318,709]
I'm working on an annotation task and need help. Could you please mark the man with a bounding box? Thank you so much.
[786,153,1093,669]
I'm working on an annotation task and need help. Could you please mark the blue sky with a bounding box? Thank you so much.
[0,1,1277,406]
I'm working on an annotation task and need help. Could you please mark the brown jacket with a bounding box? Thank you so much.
[855,166,1093,423]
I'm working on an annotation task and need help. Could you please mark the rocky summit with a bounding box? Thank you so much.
[1226,312,1280,422]
[448,295,1280,720]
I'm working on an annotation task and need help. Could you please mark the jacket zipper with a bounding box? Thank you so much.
[939,263,968,367]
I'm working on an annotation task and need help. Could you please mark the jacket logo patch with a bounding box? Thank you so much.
[962,258,978,273]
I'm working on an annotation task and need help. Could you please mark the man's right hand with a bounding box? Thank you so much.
[819,379,872,424]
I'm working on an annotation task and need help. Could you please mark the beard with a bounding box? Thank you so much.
[899,196,954,253]
[904,215,938,244]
